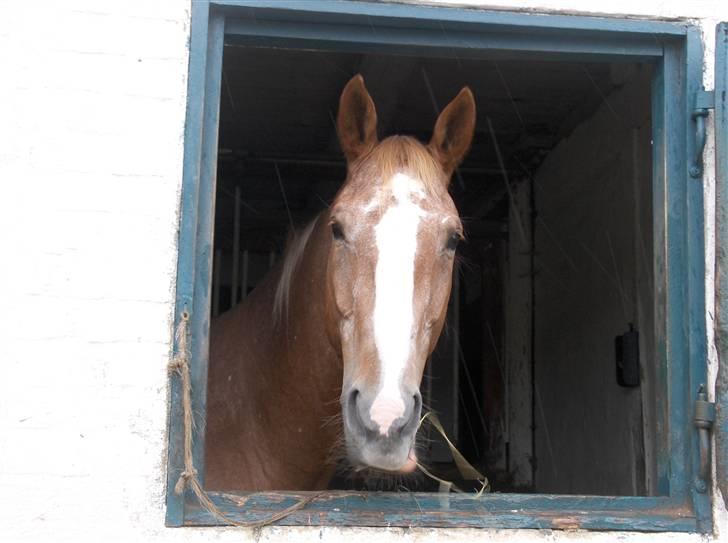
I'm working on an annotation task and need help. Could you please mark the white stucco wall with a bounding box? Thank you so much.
[0,1,726,541]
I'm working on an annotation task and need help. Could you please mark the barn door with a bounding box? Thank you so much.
[713,21,728,507]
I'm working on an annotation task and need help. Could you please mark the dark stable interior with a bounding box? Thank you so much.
[211,44,655,496]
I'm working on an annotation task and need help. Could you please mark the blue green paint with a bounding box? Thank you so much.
[223,18,666,61]
[189,10,225,495]
[650,49,670,498]
[684,26,711,531]
[165,0,211,527]
[182,491,694,531]
[217,0,687,36]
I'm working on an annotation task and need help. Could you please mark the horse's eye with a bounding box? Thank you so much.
[446,232,462,252]
[331,221,346,241]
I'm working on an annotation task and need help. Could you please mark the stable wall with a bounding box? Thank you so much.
[0,1,726,542]
[531,68,654,496]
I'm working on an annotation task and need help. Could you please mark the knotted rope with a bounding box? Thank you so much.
[168,311,321,528]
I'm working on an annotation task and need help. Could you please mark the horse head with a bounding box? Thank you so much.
[327,75,476,473]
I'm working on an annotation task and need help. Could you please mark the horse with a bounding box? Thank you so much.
[205,74,476,491]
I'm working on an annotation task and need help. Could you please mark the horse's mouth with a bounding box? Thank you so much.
[354,447,418,474]
[341,388,421,474]
[397,448,418,473]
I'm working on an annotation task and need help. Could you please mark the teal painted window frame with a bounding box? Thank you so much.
[166,0,712,532]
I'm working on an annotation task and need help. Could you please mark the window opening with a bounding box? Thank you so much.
[207,46,655,497]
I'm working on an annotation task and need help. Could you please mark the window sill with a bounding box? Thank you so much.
[177,491,695,531]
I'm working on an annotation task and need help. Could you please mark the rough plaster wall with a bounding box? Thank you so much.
[0,0,725,542]
[0,1,199,541]
[531,69,653,496]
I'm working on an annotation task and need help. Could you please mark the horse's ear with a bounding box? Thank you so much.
[337,74,378,163]
[429,87,476,178]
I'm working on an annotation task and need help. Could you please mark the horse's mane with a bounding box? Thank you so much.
[273,217,318,324]
[354,136,447,197]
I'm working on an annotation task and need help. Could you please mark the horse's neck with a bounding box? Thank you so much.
[265,216,342,406]
[206,214,342,490]
[253,216,342,485]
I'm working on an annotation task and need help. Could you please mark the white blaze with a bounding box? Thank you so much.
[369,173,424,435]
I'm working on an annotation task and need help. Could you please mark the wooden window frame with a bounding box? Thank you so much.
[166,0,713,532]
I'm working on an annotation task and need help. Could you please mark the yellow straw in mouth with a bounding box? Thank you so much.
[416,411,490,496]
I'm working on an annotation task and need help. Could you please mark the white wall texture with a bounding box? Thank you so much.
[0,1,726,541]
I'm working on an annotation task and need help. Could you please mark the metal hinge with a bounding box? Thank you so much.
[694,384,716,493]
[690,90,715,178]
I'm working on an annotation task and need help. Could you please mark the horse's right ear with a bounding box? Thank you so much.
[429,87,476,177]
[337,74,378,163]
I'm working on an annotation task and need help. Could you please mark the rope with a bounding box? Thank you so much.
[168,311,321,528]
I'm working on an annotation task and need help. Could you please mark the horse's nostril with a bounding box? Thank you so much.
[406,392,423,432]
[346,388,361,414]
[349,388,360,405]
[346,389,422,437]
[346,388,371,433]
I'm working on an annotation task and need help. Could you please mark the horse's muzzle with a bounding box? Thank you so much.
[342,387,422,472]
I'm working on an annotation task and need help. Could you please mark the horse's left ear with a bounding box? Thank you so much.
[429,87,476,178]
[337,74,378,163]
